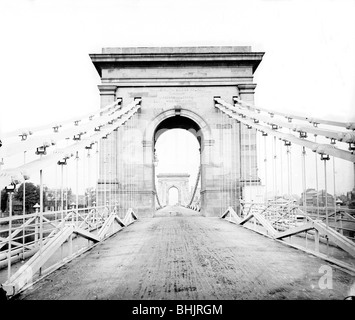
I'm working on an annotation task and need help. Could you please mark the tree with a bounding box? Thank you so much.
[349,188,355,209]
[14,182,47,213]
[66,188,73,208]
[1,189,8,212]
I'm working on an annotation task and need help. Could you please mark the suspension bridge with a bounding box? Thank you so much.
[0,46,354,300]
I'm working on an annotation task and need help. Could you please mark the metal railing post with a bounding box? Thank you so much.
[7,191,13,280]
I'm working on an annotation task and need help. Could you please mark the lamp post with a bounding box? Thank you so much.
[71,202,76,224]
[33,203,40,245]
[5,183,16,279]
[57,158,67,221]
[92,201,97,222]
[22,173,30,257]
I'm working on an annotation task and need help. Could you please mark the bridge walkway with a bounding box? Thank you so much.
[16,206,354,300]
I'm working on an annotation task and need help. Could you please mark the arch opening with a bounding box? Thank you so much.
[168,187,179,206]
[154,115,202,146]
[153,115,202,210]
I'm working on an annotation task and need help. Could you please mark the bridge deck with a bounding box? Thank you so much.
[17,206,354,300]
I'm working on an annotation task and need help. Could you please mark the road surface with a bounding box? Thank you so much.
[17,206,355,300]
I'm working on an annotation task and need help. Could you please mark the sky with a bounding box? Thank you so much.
[0,0,354,196]
[155,129,200,191]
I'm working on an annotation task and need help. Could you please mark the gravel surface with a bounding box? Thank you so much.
[17,206,355,300]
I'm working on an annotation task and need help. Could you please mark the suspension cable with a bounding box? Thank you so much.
[214,98,355,163]
[114,128,117,213]
[130,120,133,210]
[248,126,252,203]
[86,147,91,209]
[119,126,123,217]
[232,114,237,209]
[288,143,293,199]
[233,96,353,131]
[188,165,201,207]
[95,141,99,210]
[221,106,224,213]
[3,98,123,139]
[218,107,222,213]
[279,138,284,198]
[22,151,26,258]
[333,156,337,231]
[154,177,162,209]
[301,146,307,215]
[75,151,79,223]
[322,153,330,256]
[102,135,107,208]
[263,132,268,203]
[229,114,233,208]
[314,135,320,218]
[110,128,114,211]
[243,124,247,203]
[272,136,277,201]
[60,161,64,220]
[0,99,141,187]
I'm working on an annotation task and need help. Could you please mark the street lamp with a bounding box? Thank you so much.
[5,183,16,194]
[35,145,47,155]
[33,203,40,213]
[5,183,16,217]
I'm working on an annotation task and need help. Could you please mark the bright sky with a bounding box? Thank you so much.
[0,0,354,195]
[0,0,354,133]
[155,129,200,191]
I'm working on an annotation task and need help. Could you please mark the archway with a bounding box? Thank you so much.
[91,45,263,217]
[150,110,207,212]
[156,173,191,206]
[154,117,200,209]
[168,187,179,205]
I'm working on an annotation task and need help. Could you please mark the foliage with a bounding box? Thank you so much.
[1,189,8,212]
[14,182,47,213]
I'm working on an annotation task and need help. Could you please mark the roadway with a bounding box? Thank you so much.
[16,206,355,300]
